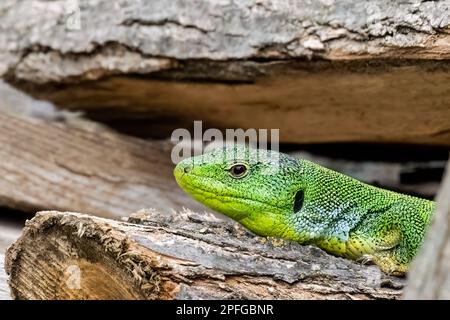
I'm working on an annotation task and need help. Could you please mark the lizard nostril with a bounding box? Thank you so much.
[184,164,193,174]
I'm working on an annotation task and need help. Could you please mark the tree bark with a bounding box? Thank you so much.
[5,210,405,300]
[1,0,450,144]
[403,159,450,299]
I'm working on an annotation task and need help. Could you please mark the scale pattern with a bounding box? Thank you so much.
[174,145,436,275]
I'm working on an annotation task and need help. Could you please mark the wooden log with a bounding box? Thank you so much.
[0,254,11,300]
[403,159,450,299]
[0,217,23,300]
[0,111,205,218]
[2,0,450,145]
[0,77,207,217]
[5,209,405,300]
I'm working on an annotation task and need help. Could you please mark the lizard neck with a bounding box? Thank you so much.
[285,159,387,252]
[288,159,435,258]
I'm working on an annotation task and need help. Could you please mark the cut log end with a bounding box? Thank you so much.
[6,212,157,300]
[6,210,405,300]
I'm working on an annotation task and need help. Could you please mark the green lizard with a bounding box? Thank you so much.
[174,145,435,275]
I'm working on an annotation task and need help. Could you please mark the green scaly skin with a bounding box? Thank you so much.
[174,145,435,275]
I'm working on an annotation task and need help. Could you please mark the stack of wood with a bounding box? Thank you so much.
[5,209,405,300]
[0,0,450,299]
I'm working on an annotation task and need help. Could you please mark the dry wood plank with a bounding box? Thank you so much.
[0,112,205,218]
[404,159,450,299]
[1,1,450,145]
[5,209,405,300]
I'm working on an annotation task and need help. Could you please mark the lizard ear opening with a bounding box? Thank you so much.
[293,190,304,213]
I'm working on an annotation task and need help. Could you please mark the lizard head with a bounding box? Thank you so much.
[174,145,305,239]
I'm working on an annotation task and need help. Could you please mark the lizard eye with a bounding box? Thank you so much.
[228,163,248,179]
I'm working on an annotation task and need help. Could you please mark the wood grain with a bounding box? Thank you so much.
[0,113,206,218]
[1,1,450,145]
[12,61,450,146]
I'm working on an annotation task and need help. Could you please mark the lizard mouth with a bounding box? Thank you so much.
[175,171,283,221]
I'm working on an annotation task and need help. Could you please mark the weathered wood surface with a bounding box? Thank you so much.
[5,210,405,300]
[404,159,450,299]
[1,0,450,144]
[0,111,205,218]
[0,221,23,300]
[0,254,10,300]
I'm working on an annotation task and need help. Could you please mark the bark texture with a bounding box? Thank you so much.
[5,210,405,300]
[1,0,450,144]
